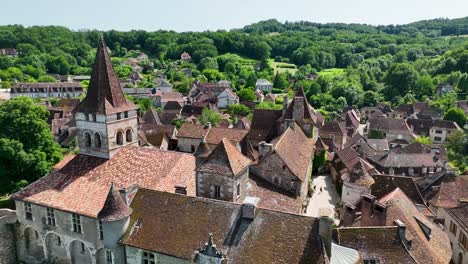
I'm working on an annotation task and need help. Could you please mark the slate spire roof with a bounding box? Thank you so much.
[76,36,137,114]
[97,182,132,221]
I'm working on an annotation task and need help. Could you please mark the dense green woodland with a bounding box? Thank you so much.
[0,17,467,196]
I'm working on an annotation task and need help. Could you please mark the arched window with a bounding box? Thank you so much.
[116,131,123,145]
[94,133,101,148]
[84,132,92,147]
[126,129,132,143]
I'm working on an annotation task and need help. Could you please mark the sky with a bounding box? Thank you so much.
[1,0,467,32]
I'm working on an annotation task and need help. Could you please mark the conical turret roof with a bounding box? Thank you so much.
[97,183,132,221]
[76,36,137,114]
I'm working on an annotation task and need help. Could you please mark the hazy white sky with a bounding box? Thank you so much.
[1,0,467,32]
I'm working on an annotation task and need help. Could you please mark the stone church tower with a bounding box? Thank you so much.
[75,36,138,159]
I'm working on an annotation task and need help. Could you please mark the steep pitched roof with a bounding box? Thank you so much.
[205,127,248,146]
[319,120,347,135]
[270,123,314,181]
[141,108,162,125]
[121,188,326,263]
[371,175,425,205]
[249,109,282,142]
[376,188,451,264]
[97,183,132,221]
[177,123,208,139]
[368,117,413,135]
[76,37,137,114]
[197,138,251,176]
[12,146,196,218]
[430,175,468,208]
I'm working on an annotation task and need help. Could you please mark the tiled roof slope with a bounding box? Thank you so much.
[12,146,196,218]
[371,175,425,205]
[97,183,133,221]
[76,37,137,114]
[197,138,250,176]
[249,109,282,142]
[377,188,451,264]
[121,188,326,263]
[271,123,314,181]
[430,175,468,208]
[447,204,468,232]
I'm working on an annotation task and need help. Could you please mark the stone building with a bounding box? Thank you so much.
[341,158,378,206]
[406,118,462,143]
[196,138,251,202]
[255,79,273,91]
[250,122,314,203]
[10,82,84,98]
[365,117,415,143]
[10,37,197,264]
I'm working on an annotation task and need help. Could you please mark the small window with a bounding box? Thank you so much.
[459,232,468,250]
[80,242,86,254]
[84,132,92,147]
[85,114,89,121]
[106,250,113,264]
[142,251,156,264]
[422,167,427,173]
[72,213,82,233]
[214,185,221,199]
[434,136,442,142]
[92,114,97,122]
[450,221,458,235]
[435,130,443,134]
[98,220,104,240]
[126,129,132,143]
[57,236,61,246]
[116,131,123,145]
[24,202,33,220]
[94,133,102,148]
[117,113,121,120]
[124,111,129,118]
[46,208,56,226]
[236,183,241,199]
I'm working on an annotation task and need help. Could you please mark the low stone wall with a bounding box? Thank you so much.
[0,209,18,264]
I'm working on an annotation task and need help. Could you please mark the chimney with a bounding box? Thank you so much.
[373,201,387,226]
[293,97,304,123]
[342,203,356,227]
[360,194,376,226]
[258,141,273,157]
[394,219,412,249]
[242,197,258,220]
[175,186,187,195]
[282,94,289,116]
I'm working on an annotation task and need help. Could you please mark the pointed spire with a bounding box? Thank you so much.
[77,35,137,115]
[97,182,133,221]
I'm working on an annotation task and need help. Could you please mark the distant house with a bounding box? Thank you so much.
[189,81,238,108]
[137,53,149,61]
[406,118,462,143]
[151,91,184,109]
[392,101,429,119]
[122,87,153,98]
[436,83,454,95]
[319,120,348,150]
[365,117,414,142]
[0,48,18,56]
[10,82,84,99]
[181,68,192,77]
[48,74,72,83]
[255,79,273,91]
[129,70,143,84]
[153,78,173,93]
[217,80,231,87]
[72,75,91,82]
[162,101,183,114]
[180,51,191,61]
[217,88,239,108]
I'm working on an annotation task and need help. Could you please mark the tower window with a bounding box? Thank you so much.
[142,251,156,264]
[84,132,92,147]
[98,220,104,240]
[117,113,121,120]
[46,207,56,226]
[72,213,82,233]
[124,111,129,118]
[214,185,221,198]
[116,131,123,145]
[24,202,33,220]
[126,129,132,143]
[85,114,89,121]
[94,133,102,148]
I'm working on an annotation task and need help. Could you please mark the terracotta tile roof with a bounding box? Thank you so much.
[345,159,376,187]
[197,138,250,176]
[249,109,282,142]
[446,204,468,232]
[121,188,326,263]
[394,142,431,154]
[153,91,184,103]
[97,183,133,221]
[336,226,416,263]
[246,175,303,214]
[375,188,452,264]
[282,89,321,127]
[370,152,444,168]
[177,123,208,139]
[368,117,413,135]
[180,105,204,117]
[141,108,162,125]
[140,124,176,139]
[270,123,314,182]
[76,37,137,115]
[371,175,425,205]
[205,127,248,146]
[158,112,179,125]
[407,118,461,136]
[319,121,347,135]
[335,148,361,170]
[430,175,468,208]
[12,146,196,218]
[163,101,182,111]
[234,117,251,130]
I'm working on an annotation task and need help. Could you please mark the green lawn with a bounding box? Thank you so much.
[268,59,298,75]
[317,68,346,78]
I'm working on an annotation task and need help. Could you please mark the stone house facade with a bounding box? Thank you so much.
[441,206,468,264]
[216,88,239,108]
[10,82,84,99]
[255,79,273,91]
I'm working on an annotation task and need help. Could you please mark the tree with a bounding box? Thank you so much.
[0,97,62,194]
[444,107,467,127]
[383,63,419,100]
[413,136,432,146]
[414,75,435,99]
[273,73,288,89]
[359,90,380,108]
[199,108,222,126]
[237,88,256,101]
[227,104,251,117]
[256,101,282,110]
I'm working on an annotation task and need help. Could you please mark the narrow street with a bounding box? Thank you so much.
[306,175,340,223]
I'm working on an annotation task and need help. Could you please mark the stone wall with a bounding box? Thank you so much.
[0,209,17,264]
[178,137,201,153]
[196,169,249,202]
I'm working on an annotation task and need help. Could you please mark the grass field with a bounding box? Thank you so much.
[268,59,298,75]
[317,68,346,78]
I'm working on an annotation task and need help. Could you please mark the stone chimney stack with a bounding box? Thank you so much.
[361,194,387,226]
[293,97,304,123]
[258,141,274,157]
[394,219,412,249]
[242,197,258,220]
[342,203,357,227]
